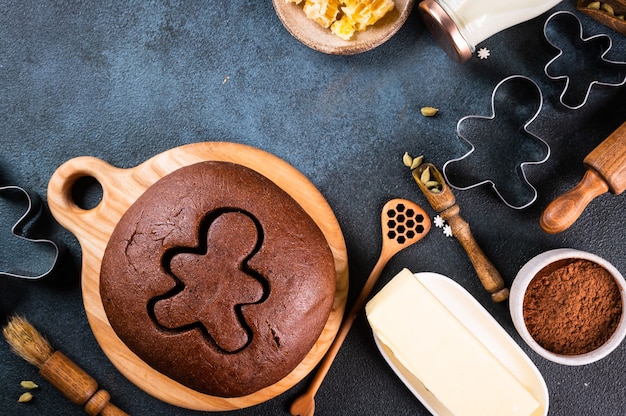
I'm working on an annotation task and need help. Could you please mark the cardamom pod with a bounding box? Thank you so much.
[601,3,614,15]
[402,152,413,167]
[18,392,33,403]
[424,180,441,189]
[420,167,431,184]
[410,155,424,170]
[420,107,439,117]
[20,381,38,390]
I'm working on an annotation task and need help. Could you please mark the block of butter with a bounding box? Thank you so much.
[366,269,541,416]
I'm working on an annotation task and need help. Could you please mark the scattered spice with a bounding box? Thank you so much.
[420,166,431,184]
[477,47,491,60]
[402,152,413,167]
[18,392,33,403]
[602,2,615,14]
[403,152,443,193]
[420,106,439,117]
[579,1,624,20]
[402,152,424,170]
[403,155,453,237]
[522,259,623,355]
[20,381,38,389]
[410,155,423,170]
[418,165,442,193]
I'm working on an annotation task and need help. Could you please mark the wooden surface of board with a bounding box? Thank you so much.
[46,142,349,411]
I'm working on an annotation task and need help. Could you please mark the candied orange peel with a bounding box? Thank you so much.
[287,0,395,40]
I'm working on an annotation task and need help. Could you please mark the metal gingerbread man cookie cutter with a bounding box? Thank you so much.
[0,184,61,279]
[443,75,550,210]
[543,10,626,110]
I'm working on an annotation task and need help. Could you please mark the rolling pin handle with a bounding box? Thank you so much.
[540,169,609,234]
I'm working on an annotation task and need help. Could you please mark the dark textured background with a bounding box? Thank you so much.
[1,1,625,415]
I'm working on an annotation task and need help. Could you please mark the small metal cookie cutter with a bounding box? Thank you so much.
[443,75,550,209]
[0,185,61,279]
[543,10,626,110]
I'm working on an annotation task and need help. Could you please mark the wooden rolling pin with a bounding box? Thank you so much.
[540,120,626,234]
[410,161,509,302]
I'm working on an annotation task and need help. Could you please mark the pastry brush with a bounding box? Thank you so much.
[3,315,128,416]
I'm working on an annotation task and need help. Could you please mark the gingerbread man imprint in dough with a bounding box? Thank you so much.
[151,209,268,353]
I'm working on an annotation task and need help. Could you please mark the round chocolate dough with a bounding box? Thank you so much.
[100,161,336,397]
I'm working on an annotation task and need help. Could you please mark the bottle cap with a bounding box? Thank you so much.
[418,0,473,63]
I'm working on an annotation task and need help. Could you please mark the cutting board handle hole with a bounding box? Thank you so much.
[70,175,103,211]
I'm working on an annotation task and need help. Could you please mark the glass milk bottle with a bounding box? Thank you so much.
[418,0,562,63]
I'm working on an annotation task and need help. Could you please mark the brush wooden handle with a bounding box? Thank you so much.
[412,163,508,302]
[39,351,128,416]
[440,205,509,302]
[540,169,609,234]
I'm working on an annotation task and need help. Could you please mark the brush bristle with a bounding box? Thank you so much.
[2,315,54,368]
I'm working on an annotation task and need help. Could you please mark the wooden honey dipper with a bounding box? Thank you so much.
[409,160,509,302]
[290,199,431,416]
[3,315,128,416]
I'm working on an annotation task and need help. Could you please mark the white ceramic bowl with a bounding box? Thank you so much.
[510,248,626,365]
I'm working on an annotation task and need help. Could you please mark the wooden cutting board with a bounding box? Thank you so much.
[46,142,349,411]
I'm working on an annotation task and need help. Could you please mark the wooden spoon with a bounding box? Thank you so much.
[290,199,431,416]
[412,163,509,303]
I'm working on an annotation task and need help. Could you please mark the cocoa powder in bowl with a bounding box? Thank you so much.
[522,258,623,355]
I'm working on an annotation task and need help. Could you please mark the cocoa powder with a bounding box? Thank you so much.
[522,258,623,355]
